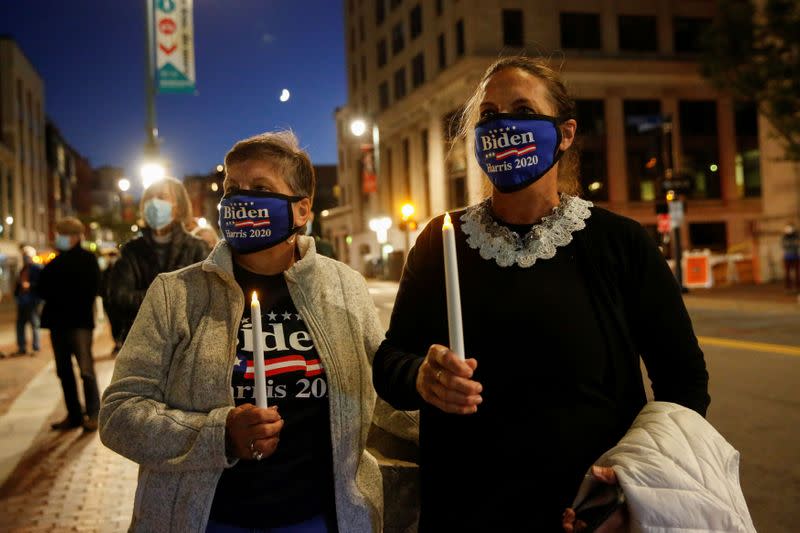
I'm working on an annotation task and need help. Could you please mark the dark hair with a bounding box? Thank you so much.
[457,56,581,196]
[224,130,316,201]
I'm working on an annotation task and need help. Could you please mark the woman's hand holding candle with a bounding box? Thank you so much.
[415,344,482,415]
[224,404,283,460]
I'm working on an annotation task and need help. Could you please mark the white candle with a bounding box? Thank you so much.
[251,292,268,408]
[442,213,465,360]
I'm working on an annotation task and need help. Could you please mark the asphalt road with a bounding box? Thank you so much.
[367,281,800,531]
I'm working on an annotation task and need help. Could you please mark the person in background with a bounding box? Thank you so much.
[372,55,709,531]
[306,212,337,259]
[14,245,42,356]
[100,130,416,533]
[37,217,102,431]
[99,249,124,354]
[190,223,221,250]
[782,221,799,292]
[107,177,210,344]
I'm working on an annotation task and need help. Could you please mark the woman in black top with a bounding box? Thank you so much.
[107,176,210,342]
[372,56,710,531]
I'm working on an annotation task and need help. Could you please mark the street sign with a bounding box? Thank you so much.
[663,177,692,194]
[626,114,669,133]
[668,200,684,229]
[153,0,196,94]
[657,214,671,234]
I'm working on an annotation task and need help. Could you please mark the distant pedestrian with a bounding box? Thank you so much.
[99,249,124,355]
[782,222,799,291]
[305,212,337,259]
[106,177,210,344]
[190,223,220,250]
[36,217,102,432]
[13,245,42,356]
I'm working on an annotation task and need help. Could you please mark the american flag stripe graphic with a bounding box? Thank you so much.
[244,355,323,378]
[495,144,537,160]
[233,220,271,228]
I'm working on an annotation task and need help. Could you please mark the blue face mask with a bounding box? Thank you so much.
[143,198,174,231]
[54,234,73,251]
[474,113,566,193]
[218,191,305,254]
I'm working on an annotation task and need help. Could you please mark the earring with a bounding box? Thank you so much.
[288,235,297,245]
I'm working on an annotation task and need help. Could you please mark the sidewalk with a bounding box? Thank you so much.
[0,304,136,532]
[0,280,794,531]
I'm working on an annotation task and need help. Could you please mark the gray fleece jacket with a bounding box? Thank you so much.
[99,237,404,532]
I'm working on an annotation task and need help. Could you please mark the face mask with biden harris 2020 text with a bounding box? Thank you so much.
[474,112,568,193]
[218,190,306,255]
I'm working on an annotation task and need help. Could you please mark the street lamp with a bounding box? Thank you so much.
[400,202,417,260]
[368,216,392,245]
[368,215,392,278]
[118,178,131,192]
[350,119,367,137]
[141,161,165,190]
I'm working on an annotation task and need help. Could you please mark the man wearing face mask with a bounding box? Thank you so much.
[36,217,102,431]
[107,176,210,344]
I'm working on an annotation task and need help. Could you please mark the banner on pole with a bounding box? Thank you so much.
[154,0,196,94]
[361,145,377,194]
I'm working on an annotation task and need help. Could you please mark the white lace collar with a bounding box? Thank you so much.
[460,194,593,268]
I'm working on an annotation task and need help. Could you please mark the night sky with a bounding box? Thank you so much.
[0,1,346,187]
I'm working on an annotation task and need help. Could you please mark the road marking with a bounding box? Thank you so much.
[698,336,800,357]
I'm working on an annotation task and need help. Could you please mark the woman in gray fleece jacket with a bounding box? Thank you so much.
[99,131,413,533]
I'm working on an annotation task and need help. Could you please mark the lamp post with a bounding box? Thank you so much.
[144,0,158,159]
[140,162,165,190]
[141,0,165,190]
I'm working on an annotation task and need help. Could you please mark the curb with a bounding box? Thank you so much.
[683,296,799,314]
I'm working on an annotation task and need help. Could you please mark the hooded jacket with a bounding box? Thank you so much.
[573,401,756,533]
[99,237,412,532]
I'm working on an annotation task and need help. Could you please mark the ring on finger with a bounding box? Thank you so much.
[249,439,256,452]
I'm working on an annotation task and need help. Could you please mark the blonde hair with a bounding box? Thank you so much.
[224,130,316,201]
[456,55,581,196]
[55,216,85,236]
[140,176,194,228]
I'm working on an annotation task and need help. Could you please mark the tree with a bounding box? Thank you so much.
[701,0,800,161]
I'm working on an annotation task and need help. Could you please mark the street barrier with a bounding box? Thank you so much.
[683,250,713,288]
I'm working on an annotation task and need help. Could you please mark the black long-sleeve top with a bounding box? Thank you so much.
[37,243,101,330]
[107,225,209,340]
[373,205,710,532]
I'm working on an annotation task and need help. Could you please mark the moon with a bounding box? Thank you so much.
[279,89,290,102]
